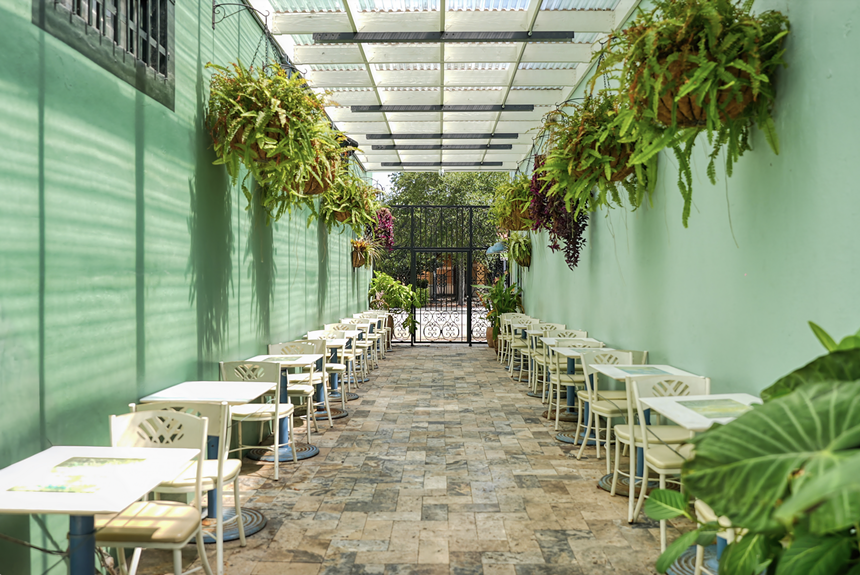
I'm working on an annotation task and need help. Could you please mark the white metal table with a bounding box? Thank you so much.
[639,393,761,432]
[140,380,274,405]
[0,445,198,575]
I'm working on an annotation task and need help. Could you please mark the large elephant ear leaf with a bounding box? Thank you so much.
[773,533,854,575]
[683,382,860,531]
[760,349,860,402]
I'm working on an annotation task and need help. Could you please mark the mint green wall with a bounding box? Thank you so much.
[520,0,860,396]
[0,0,370,571]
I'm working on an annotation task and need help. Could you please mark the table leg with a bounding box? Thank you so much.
[69,515,95,575]
[206,437,219,519]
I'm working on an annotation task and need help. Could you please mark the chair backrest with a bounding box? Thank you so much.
[554,338,603,349]
[539,323,565,331]
[307,330,340,340]
[268,342,316,356]
[630,375,710,451]
[553,330,587,339]
[325,323,355,331]
[580,350,634,402]
[130,402,229,492]
[109,410,208,510]
[302,339,329,372]
[615,350,649,365]
[220,361,280,383]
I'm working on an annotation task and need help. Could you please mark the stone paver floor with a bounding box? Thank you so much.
[142,344,682,574]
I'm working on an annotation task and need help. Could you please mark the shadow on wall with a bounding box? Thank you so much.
[246,183,276,343]
[317,217,328,327]
[187,98,233,377]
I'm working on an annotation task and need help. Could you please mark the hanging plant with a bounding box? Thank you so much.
[206,60,350,221]
[540,93,657,217]
[351,237,383,269]
[591,0,790,226]
[313,171,379,236]
[506,232,532,268]
[373,207,395,252]
[529,156,589,271]
[489,173,533,231]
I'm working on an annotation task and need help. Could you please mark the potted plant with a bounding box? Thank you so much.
[350,237,382,269]
[368,271,421,335]
[490,173,533,231]
[591,0,790,227]
[473,274,524,348]
[506,232,532,269]
[529,156,589,271]
[539,93,657,218]
[646,323,860,574]
[206,61,349,220]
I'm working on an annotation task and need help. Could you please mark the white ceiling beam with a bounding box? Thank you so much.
[272,13,351,34]
[293,44,364,64]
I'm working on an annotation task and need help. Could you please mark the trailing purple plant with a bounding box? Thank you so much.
[373,207,395,252]
[529,156,589,271]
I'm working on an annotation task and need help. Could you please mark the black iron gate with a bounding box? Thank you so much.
[376,205,504,345]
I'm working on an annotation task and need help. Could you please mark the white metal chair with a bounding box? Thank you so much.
[131,402,243,575]
[326,323,370,382]
[575,350,633,468]
[220,361,297,479]
[627,375,709,550]
[269,342,333,428]
[96,410,214,575]
[546,339,604,429]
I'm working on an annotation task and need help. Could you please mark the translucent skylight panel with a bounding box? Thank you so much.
[291,34,315,45]
[574,32,599,43]
[358,0,440,11]
[445,86,505,90]
[518,62,578,69]
[445,63,510,71]
[373,63,441,71]
[309,64,368,71]
[270,0,344,11]
[447,0,528,11]
[539,0,619,9]
[510,85,564,89]
[380,86,442,91]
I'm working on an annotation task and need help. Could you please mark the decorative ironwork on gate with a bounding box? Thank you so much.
[375,205,505,345]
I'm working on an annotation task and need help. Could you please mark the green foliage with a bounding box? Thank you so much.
[313,170,380,235]
[539,93,657,217]
[490,173,533,230]
[505,232,532,268]
[206,61,348,221]
[591,0,790,227]
[385,172,503,206]
[648,321,860,575]
[368,271,422,333]
[350,237,383,269]
[473,275,524,338]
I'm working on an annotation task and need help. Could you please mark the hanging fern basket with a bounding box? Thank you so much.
[653,58,755,128]
[352,248,367,268]
[501,201,531,231]
[515,255,531,268]
[334,211,350,223]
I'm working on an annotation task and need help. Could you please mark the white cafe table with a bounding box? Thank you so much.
[140,380,274,405]
[0,445,198,575]
[541,336,603,347]
[246,354,324,462]
[639,393,762,433]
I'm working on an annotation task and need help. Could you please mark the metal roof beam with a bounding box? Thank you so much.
[313,31,575,43]
[353,105,533,113]
[367,133,518,140]
[372,144,513,150]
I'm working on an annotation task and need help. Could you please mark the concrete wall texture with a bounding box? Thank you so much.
[519,0,860,398]
[0,0,371,570]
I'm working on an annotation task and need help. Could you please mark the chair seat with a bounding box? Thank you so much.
[589,399,628,416]
[289,373,325,384]
[231,403,295,420]
[613,424,692,445]
[95,501,200,544]
[645,443,695,471]
[596,390,627,400]
[554,373,585,384]
[285,384,315,396]
[326,363,346,372]
[511,340,528,349]
[159,459,243,490]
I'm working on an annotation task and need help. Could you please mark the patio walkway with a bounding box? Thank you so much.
[150,345,676,574]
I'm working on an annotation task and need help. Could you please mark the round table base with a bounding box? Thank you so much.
[202,507,267,543]
[308,407,348,420]
[542,410,577,422]
[667,544,718,575]
[596,473,662,497]
[526,391,543,398]
[555,431,596,446]
[247,442,320,462]
[331,392,360,401]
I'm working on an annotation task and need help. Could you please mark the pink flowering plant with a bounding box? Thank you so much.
[373,207,395,252]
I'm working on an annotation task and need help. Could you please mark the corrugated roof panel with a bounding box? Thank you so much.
[270,0,344,11]
[358,0,440,11]
[291,34,315,45]
[445,63,510,70]
[309,64,368,71]
[518,62,578,70]
[510,85,564,90]
[445,86,505,90]
[380,86,442,91]
[373,63,441,70]
[447,0,528,11]
[574,32,599,43]
[327,87,377,91]
[540,0,619,10]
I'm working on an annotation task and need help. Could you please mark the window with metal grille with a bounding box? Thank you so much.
[33,0,175,110]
